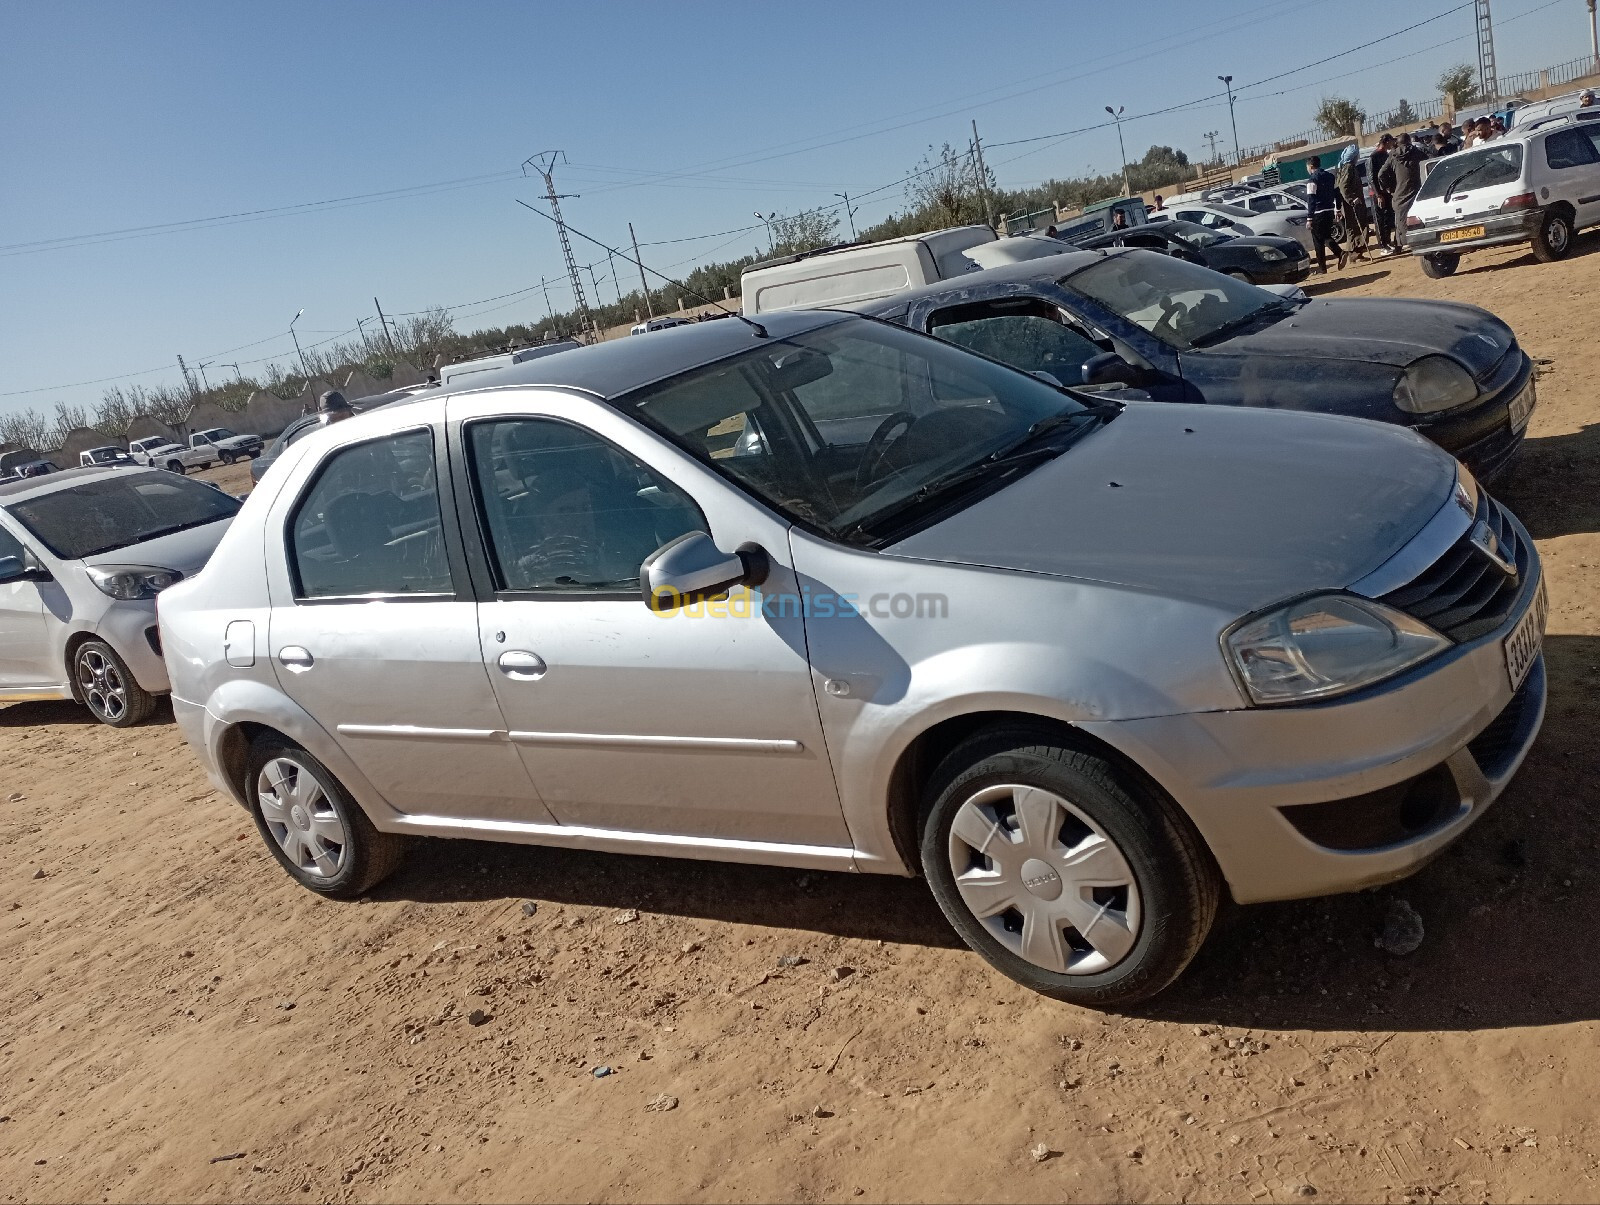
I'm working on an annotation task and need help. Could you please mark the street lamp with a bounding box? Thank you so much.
[834,192,858,241]
[1218,75,1241,167]
[753,211,775,252]
[288,308,309,379]
[220,363,243,384]
[1105,105,1131,198]
[194,361,214,392]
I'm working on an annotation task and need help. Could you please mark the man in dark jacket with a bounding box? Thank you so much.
[1369,134,1397,252]
[1382,133,1429,248]
[1304,155,1346,272]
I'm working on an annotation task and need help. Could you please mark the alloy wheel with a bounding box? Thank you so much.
[257,757,349,880]
[946,783,1141,975]
[77,647,128,723]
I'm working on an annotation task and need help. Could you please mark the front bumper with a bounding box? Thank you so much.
[1406,207,1543,255]
[1252,261,1312,285]
[1080,557,1545,905]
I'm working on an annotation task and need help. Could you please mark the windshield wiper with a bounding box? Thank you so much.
[1443,160,1495,203]
[1189,301,1295,348]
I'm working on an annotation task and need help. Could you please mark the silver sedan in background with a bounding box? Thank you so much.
[157,311,1545,1006]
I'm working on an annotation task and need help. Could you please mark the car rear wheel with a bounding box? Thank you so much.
[1532,210,1573,262]
[246,735,405,898]
[74,639,157,727]
[219,450,236,465]
[165,460,185,474]
[920,728,1219,1008]
[1420,251,1461,278]
[1226,270,1255,283]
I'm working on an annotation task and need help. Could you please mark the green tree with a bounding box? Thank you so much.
[770,208,840,257]
[1392,97,1418,126]
[1437,64,1479,110]
[1314,95,1366,139]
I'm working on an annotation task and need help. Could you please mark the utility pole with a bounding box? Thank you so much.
[221,363,243,384]
[539,276,553,322]
[373,297,398,356]
[834,191,859,241]
[1105,106,1131,198]
[176,354,196,397]
[1218,75,1241,166]
[971,119,995,228]
[1204,130,1220,164]
[523,151,594,342]
[585,263,606,330]
[1475,0,1499,105]
[195,361,213,392]
[605,248,622,305]
[629,222,654,318]
[1590,0,1598,70]
[753,211,775,252]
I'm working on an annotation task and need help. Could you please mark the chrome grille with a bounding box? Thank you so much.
[1378,491,1528,643]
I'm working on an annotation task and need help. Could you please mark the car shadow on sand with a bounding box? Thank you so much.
[0,696,174,727]
[1495,422,1600,540]
[1455,228,1600,275]
[376,632,1600,1033]
[1301,269,1390,295]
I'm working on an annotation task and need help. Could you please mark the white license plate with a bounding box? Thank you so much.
[1503,578,1547,691]
[1509,380,1536,431]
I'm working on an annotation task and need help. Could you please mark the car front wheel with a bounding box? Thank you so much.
[74,639,157,727]
[246,736,405,898]
[921,728,1219,1008]
[1420,251,1461,278]
[1226,270,1255,283]
[1532,209,1573,262]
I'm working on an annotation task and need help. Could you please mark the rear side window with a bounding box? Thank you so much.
[288,429,452,599]
[1545,128,1600,170]
[467,419,705,593]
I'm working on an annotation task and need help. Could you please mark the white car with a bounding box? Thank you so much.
[127,436,186,470]
[1154,200,1312,253]
[1405,113,1600,276]
[0,466,240,725]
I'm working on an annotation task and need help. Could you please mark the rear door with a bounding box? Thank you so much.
[1547,126,1600,228]
[263,422,553,823]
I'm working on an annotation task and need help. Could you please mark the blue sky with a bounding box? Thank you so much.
[0,0,1586,417]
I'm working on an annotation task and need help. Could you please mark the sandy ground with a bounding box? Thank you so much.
[6,239,1600,1205]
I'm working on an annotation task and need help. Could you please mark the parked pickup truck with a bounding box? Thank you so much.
[127,428,262,473]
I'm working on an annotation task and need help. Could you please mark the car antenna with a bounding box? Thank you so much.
[514,199,768,338]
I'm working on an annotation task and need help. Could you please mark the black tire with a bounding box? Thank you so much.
[1532,209,1573,262]
[1226,270,1255,284]
[1420,251,1461,278]
[920,727,1219,1009]
[245,734,405,898]
[72,638,157,727]
[165,460,186,474]
[219,450,236,465]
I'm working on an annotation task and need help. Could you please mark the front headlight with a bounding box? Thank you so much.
[1225,594,1450,705]
[1394,355,1478,414]
[84,565,182,601]
[1255,246,1288,261]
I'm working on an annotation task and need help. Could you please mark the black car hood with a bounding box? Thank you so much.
[887,401,1454,613]
[1217,297,1515,372]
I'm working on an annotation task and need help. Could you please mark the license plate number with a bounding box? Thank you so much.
[1503,578,1547,691]
[1440,225,1487,243]
[1509,380,1536,431]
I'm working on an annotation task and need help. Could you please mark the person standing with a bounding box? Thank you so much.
[1437,121,1461,155]
[1335,144,1371,260]
[1304,155,1346,272]
[1385,133,1427,249]
[1369,133,1397,252]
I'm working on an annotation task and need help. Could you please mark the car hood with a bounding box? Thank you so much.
[1217,297,1514,372]
[81,517,234,577]
[887,402,1453,613]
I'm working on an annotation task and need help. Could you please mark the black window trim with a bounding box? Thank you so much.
[284,423,467,605]
[454,412,711,603]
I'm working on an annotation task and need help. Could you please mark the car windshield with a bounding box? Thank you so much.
[619,317,1098,543]
[1417,144,1523,200]
[1204,202,1256,220]
[1162,220,1233,248]
[6,472,240,558]
[200,428,237,440]
[1065,250,1290,349]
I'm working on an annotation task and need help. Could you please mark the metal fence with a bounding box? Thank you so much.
[1363,96,1444,134]
[1548,54,1600,89]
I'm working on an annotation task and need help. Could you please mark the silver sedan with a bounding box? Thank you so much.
[157,310,1545,1006]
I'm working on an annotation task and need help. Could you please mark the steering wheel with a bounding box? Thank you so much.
[854,411,918,490]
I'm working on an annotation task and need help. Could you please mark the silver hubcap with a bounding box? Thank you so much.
[77,648,127,721]
[947,784,1141,976]
[1550,220,1570,252]
[257,757,347,880]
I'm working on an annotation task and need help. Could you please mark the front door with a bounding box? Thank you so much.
[0,520,57,697]
[458,412,849,849]
[265,424,554,823]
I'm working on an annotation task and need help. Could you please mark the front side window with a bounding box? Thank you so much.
[1066,250,1289,350]
[624,317,1091,541]
[930,310,1104,380]
[7,473,240,559]
[289,429,451,599]
[467,419,705,592]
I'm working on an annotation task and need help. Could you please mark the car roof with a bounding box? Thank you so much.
[856,248,1112,316]
[414,308,856,403]
[0,464,161,503]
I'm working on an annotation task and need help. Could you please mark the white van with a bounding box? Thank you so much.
[739,226,996,316]
[438,340,580,386]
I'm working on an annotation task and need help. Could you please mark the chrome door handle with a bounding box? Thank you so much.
[277,646,314,672]
[497,650,547,681]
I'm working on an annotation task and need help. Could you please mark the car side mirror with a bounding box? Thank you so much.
[1081,352,1140,387]
[0,552,49,584]
[640,531,765,612]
